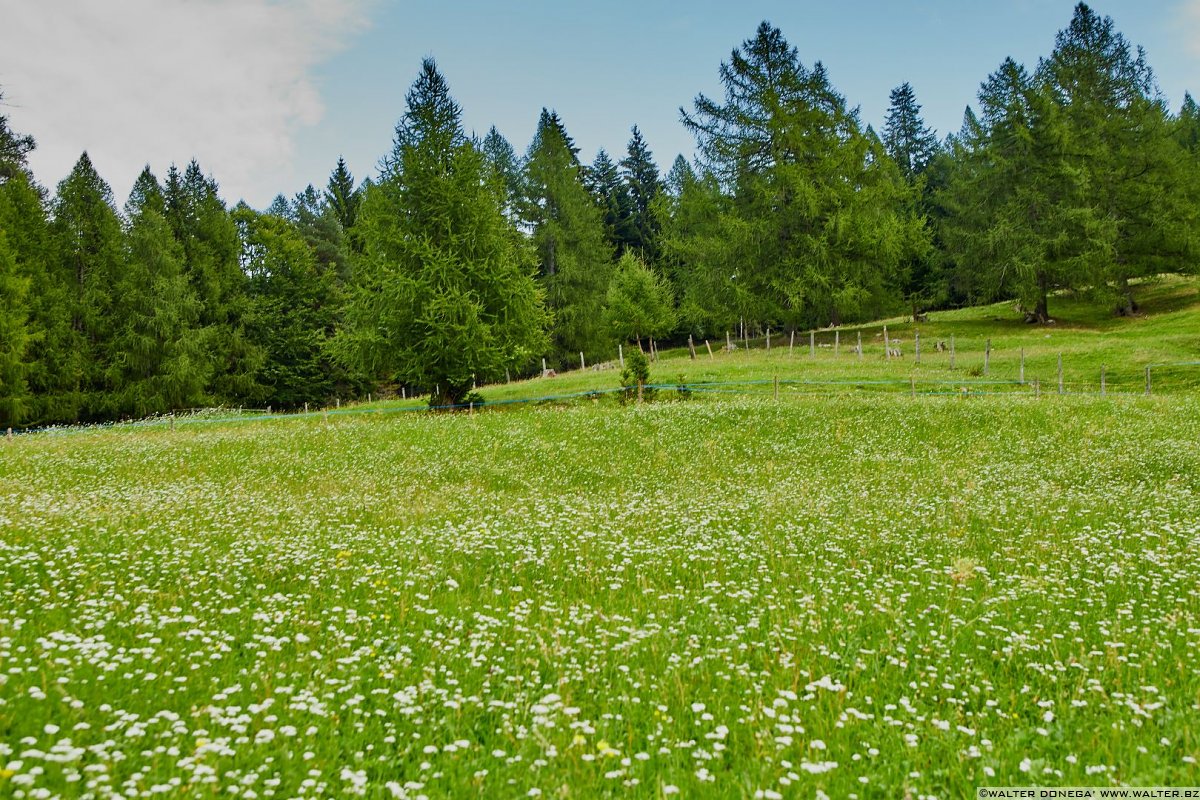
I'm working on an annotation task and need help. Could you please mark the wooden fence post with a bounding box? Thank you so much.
[857,331,863,361]
[304,402,309,414]
[910,375,916,397]
[5,427,11,440]
[726,331,732,353]
[789,330,795,355]
[835,329,840,356]
[915,331,920,364]
[542,358,547,376]
[1019,348,1025,384]
[688,335,697,360]
[1034,378,1041,398]
[402,387,406,400]
[619,344,624,369]
[766,329,771,354]
[705,340,713,360]
[883,325,890,358]
[1145,366,1152,396]
[1057,353,1064,395]
[1100,365,1106,396]
[580,352,586,371]
[810,330,815,357]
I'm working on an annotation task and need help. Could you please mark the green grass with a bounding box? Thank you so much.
[346,274,1198,415]
[2,278,1199,799]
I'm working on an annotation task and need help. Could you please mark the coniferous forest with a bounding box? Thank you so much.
[1,4,1197,425]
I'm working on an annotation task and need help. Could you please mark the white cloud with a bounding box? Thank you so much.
[0,0,371,206]
[1186,0,1200,57]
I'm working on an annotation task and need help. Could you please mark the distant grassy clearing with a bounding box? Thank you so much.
[2,395,1198,798]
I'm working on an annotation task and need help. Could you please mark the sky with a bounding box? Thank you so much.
[2,0,1198,210]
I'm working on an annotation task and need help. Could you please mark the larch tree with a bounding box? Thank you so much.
[337,58,548,407]
[1041,2,1196,314]
[603,251,677,348]
[680,22,926,329]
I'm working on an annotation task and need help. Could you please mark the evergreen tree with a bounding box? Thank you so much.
[0,89,35,181]
[480,127,523,221]
[940,59,1092,322]
[106,181,209,417]
[0,230,30,426]
[603,251,677,347]
[883,82,939,179]
[882,83,942,316]
[1176,93,1200,154]
[620,126,663,259]
[523,108,615,365]
[680,22,926,329]
[583,149,636,254]
[166,159,264,403]
[337,58,548,407]
[324,156,361,233]
[125,166,165,219]
[237,205,350,408]
[0,100,38,425]
[657,157,738,334]
[49,152,125,417]
[1041,2,1195,314]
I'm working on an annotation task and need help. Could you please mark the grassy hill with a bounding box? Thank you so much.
[362,273,1199,413]
[1,277,1199,798]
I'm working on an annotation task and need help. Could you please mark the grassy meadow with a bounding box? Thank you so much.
[2,279,1200,799]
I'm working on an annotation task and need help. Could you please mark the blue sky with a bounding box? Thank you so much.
[3,1,1197,208]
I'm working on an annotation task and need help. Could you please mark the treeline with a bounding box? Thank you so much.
[1,3,1197,424]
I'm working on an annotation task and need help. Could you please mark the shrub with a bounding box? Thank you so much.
[619,347,654,404]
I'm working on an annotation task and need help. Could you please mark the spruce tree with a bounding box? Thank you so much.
[522,108,614,365]
[0,100,38,425]
[882,83,943,316]
[107,179,209,417]
[324,156,361,233]
[337,58,548,407]
[0,89,35,181]
[0,230,30,426]
[883,82,939,179]
[49,152,124,418]
[166,159,264,403]
[620,126,663,259]
[583,149,635,254]
[238,205,349,408]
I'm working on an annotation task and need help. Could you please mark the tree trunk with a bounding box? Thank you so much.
[1116,278,1138,317]
[1024,271,1050,324]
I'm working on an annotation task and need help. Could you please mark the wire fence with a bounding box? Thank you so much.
[6,361,1198,441]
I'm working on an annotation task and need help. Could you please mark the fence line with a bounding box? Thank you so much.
[7,370,1189,441]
